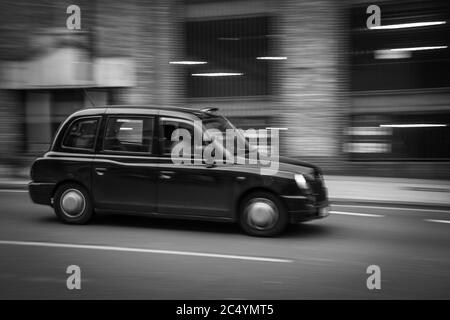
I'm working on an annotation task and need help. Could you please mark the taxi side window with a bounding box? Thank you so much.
[103,116,154,154]
[62,117,99,150]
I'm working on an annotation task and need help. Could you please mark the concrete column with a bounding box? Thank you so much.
[276,0,350,169]
[95,0,183,107]
[0,90,22,171]
[25,91,52,155]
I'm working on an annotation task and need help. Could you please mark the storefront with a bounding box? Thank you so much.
[0,30,134,158]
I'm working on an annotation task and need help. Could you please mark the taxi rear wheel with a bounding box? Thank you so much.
[239,191,288,237]
[53,183,94,224]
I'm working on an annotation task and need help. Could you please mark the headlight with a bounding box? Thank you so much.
[294,174,308,190]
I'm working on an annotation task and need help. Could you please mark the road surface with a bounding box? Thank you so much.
[0,189,449,299]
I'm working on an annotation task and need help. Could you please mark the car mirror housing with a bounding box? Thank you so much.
[204,152,216,168]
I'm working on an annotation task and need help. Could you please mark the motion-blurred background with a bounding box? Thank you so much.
[0,0,449,178]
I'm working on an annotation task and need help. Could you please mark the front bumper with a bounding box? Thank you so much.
[28,182,55,206]
[281,195,329,223]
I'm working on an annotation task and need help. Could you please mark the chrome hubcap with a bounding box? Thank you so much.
[60,189,85,217]
[245,198,279,230]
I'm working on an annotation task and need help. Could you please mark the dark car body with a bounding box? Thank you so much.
[29,106,329,235]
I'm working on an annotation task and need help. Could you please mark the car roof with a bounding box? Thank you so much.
[71,105,216,118]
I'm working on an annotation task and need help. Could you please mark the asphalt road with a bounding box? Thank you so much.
[0,190,449,299]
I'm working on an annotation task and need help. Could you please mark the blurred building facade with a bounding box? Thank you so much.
[0,0,449,178]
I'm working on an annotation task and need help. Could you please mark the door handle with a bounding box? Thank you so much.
[95,167,107,176]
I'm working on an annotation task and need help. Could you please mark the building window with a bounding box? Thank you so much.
[350,1,450,91]
[185,16,270,98]
[346,113,450,160]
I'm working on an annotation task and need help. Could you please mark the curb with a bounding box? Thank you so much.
[331,198,450,211]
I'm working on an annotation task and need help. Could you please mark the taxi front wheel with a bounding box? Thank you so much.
[239,191,288,237]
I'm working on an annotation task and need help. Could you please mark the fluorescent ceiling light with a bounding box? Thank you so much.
[346,126,392,136]
[256,56,287,60]
[370,21,446,30]
[218,37,240,41]
[191,72,244,77]
[344,142,390,153]
[389,46,447,52]
[169,61,207,65]
[266,127,288,131]
[380,124,447,128]
[374,49,411,59]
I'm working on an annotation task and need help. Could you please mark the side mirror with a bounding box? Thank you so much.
[204,152,215,168]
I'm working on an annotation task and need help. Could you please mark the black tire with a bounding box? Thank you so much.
[238,191,288,237]
[53,183,94,224]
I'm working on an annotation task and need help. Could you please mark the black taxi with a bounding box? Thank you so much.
[29,106,329,236]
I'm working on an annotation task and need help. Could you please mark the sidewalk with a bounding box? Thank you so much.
[1,175,450,208]
[326,175,450,208]
[0,178,29,190]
